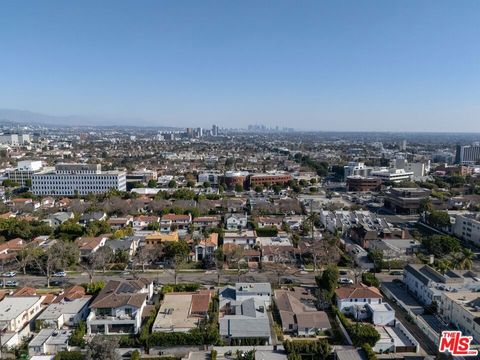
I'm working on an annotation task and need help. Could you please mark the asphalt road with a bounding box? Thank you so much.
[3,268,318,290]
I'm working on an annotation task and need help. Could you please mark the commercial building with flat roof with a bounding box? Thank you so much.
[32,163,126,196]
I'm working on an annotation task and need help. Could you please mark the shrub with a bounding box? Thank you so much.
[69,321,87,347]
[54,351,84,360]
[334,307,380,347]
[362,272,380,288]
[283,339,330,360]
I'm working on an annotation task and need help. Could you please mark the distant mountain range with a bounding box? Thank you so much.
[0,108,155,128]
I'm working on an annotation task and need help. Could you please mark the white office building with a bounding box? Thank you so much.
[32,163,126,196]
[370,168,414,183]
[7,160,43,186]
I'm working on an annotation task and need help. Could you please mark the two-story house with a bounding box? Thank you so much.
[195,233,218,262]
[335,284,383,320]
[87,278,153,335]
[225,213,248,231]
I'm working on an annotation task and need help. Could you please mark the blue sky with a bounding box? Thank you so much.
[1,0,479,131]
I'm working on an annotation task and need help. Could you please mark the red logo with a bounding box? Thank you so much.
[439,331,478,356]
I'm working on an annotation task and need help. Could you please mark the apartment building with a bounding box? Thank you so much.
[32,163,126,196]
[438,291,480,343]
[452,213,480,247]
[404,264,480,306]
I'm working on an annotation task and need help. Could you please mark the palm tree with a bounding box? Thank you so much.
[457,248,475,270]
[436,259,452,274]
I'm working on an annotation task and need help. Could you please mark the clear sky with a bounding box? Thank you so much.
[1,0,479,131]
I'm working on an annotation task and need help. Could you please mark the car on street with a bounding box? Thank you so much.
[5,280,18,287]
[2,271,16,277]
[339,270,349,276]
[338,277,354,285]
[53,271,67,277]
[390,270,403,276]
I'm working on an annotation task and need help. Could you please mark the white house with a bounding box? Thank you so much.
[28,329,72,357]
[335,284,383,320]
[225,213,248,230]
[0,296,45,347]
[223,230,257,249]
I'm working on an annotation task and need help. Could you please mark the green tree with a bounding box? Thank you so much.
[315,264,339,300]
[234,183,244,192]
[427,210,451,228]
[422,235,461,258]
[147,179,157,188]
[168,180,177,188]
[254,185,264,193]
[203,181,211,188]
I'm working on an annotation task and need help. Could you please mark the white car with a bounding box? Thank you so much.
[5,280,18,287]
[53,271,67,277]
[338,277,354,285]
[2,271,16,278]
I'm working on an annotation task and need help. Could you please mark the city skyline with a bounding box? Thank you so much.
[1,1,480,132]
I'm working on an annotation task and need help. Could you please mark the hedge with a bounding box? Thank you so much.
[361,343,378,360]
[283,339,331,360]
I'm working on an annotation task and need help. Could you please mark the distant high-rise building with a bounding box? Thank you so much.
[212,125,218,136]
[455,144,480,165]
[397,139,407,151]
[196,127,203,137]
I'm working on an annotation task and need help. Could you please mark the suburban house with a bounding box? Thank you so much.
[28,329,72,357]
[195,233,218,262]
[160,214,192,232]
[87,278,154,335]
[74,235,109,261]
[0,237,27,265]
[225,213,248,230]
[144,231,179,247]
[152,290,211,332]
[223,230,257,249]
[261,245,295,263]
[335,284,383,320]
[256,216,283,229]
[43,212,74,227]
[219,283,272,344]
[275,287,331,336]
[79,212,107,225]
[36,286,92,329]
[133,215,159,229]
[0,296,45,347]
[105,237,141,258]
[107,216,133,229]
[192,216,221,231]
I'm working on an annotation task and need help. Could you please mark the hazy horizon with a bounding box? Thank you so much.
[1,1,480,132]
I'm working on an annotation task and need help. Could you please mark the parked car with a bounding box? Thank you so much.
[5,280,18,287]
[50,280,64,287]
[337,277,353,285]
[2,271,16,278]
[53,271,67,277]
[390,270,403,276]
[339,270,349,276]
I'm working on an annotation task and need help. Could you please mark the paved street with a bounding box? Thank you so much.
[4,268,318,290]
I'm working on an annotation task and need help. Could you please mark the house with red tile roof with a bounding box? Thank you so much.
[335,283,383,319]
[194,233,218,262]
